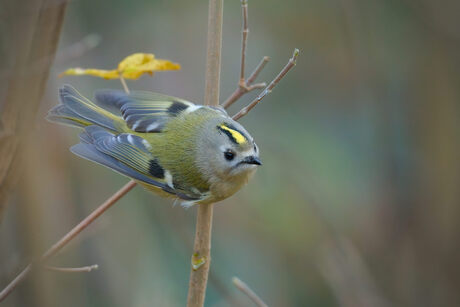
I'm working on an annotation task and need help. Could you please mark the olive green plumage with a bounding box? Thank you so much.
[47,85,261,207]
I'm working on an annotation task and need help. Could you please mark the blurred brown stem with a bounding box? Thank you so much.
[0,180,137,302]
[233,48,299,121]
[0,0,67,219]
[186,0,223,306]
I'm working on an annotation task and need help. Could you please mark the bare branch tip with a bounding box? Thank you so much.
[292,48,300,62]
[45,264,99,273]
[232,276,268,307]
[88,264,99,271]
[232,276,242,286]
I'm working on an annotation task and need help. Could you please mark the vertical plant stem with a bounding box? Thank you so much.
[187,204,214,306]
[187,0,223,306]
[203,0,224,108]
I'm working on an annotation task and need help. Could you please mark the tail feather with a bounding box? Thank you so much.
[47,104,90,128]
[47,85,120,131]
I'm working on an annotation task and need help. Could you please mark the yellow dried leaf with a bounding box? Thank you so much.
[60,68,120,79]
[60,53,181,80]
[117,53,181,79]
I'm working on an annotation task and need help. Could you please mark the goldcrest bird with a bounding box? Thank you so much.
[47,85,261,207]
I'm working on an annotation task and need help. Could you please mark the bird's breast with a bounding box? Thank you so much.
[209,168,256,202]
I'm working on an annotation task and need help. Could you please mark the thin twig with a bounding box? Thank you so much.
[232,277,269,307]
[222,56,269,109]
[239,0,248,85]
[119,75,130,93]
[232,48,299,121]
[186,0,223,306]
[0,180,137,302]
[221,0,270,109]
[246,56,270,87]
[45,264,99,273]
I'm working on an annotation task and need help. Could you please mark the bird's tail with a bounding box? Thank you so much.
[47,85,122,132]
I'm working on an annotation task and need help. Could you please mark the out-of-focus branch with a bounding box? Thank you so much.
[186,0,223,306]
[239,0,249,84]
[119,75,130,93]
[0,180,137,302]
[0,57,139,303]
[232,277,268,307]
[0,0,67,219]
[44,264,99,273]
[233,49,299,121]
[55,34,101,65]
[318,237,391,307]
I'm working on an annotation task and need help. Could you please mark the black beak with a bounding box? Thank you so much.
[242,156,262,165]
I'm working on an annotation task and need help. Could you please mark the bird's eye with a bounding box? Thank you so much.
[224,150,235,161]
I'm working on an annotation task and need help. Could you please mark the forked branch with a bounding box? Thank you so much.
[233,48,299,121]
[221,0,269,109]
[222,56,269,109]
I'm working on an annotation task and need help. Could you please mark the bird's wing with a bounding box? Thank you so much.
[48,85,120,131]
[71,125,202,201]
[94,90,206,133]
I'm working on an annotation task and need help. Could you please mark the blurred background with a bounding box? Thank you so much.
[1,0,460,306]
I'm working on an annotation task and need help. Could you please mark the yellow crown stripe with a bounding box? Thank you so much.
[219,124,247,144]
